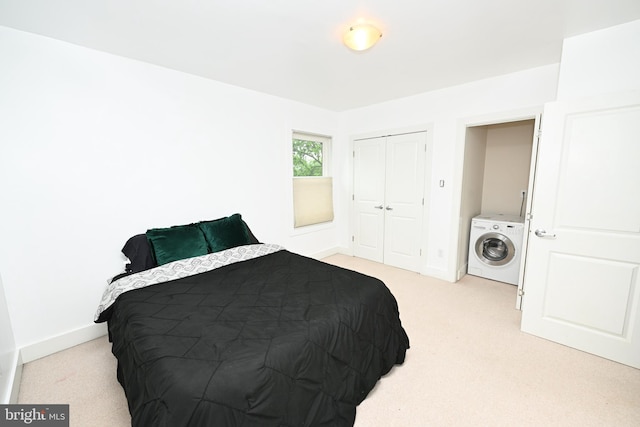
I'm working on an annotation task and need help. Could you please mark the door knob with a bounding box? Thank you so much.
[374,205,383,209]
[385,206,393,211]
[534,229,556,238]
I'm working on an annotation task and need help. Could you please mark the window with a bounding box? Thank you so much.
[293,139,323,177]
[292,132,331,177]
[292,132,334,228]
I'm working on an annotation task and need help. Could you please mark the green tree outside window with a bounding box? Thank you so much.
[293,139,323,176]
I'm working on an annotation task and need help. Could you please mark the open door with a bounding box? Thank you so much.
[521,91,640,368]
[516,114,542,309]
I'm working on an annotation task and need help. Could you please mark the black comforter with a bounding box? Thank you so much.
[102,249,409,426]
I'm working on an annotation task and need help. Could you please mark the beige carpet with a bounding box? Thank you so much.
[18,254,640,426]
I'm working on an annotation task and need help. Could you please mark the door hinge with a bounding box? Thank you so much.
[422,197,424,206]
[526,213,533,220]
[353,150,355,157]
[352,194,354,201]
[518,289,525,297]
[352,235,355,242]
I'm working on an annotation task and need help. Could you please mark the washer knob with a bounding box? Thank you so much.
[493,224,499,230]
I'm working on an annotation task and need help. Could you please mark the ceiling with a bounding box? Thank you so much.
[1,0,639,111]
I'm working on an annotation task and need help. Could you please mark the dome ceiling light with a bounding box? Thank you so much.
[343,23,382,51]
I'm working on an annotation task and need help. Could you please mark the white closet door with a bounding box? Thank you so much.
[521,92,640,368]
[353,132,426,272]
[353,138,386,262]
[383,133,426,271]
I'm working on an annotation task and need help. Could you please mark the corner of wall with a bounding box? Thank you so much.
[309,247,346,260]
[19,323,108,365]
[9,354,22,404]
[456,262,468,282]
[423,266,456,283]
[1,350,21,404]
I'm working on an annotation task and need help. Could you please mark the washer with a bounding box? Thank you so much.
[467,214,525,285]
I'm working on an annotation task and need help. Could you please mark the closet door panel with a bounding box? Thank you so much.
[353,138,386,262]
[383,133,426,271]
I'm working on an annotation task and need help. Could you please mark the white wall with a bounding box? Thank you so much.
[0,27,345,350]
[10,18,630,355]
[557,19,640,100]
[342,65,559,280]
[481,121,534,216]
[458,126,487,279]
[0,272,18,403]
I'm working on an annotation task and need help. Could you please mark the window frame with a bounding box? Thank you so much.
[291,131,334,228]
[292,131,331,177]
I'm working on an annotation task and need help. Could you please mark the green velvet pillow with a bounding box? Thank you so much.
[197,213,251,254]
[146,224,209,266]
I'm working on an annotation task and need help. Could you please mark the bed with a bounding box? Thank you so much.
[95,214,410,427]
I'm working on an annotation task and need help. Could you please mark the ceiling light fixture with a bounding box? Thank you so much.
[343,23,382,51]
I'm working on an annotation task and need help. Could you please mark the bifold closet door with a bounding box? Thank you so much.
[353,132,426,272]
[383,133,426,271]
[353,138,386,262]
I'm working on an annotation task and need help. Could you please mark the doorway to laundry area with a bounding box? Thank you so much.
[457,115,540,309]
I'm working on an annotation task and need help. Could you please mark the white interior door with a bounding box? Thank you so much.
[353,138,385,262]
[383,133,426,271]
[521,91,640,368]
[353,132,426,272]
[516,113,542,309]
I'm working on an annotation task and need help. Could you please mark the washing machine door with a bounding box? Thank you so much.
[475,232,516,266]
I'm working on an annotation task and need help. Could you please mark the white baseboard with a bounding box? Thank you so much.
[1,350,21,404]
[423,267,455,282]
[457,262,468,281]
[312,249,456,283]
[309,247,348,260]
[19,323,108,364]
[336,247,353,256]
[10,354,22,404]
